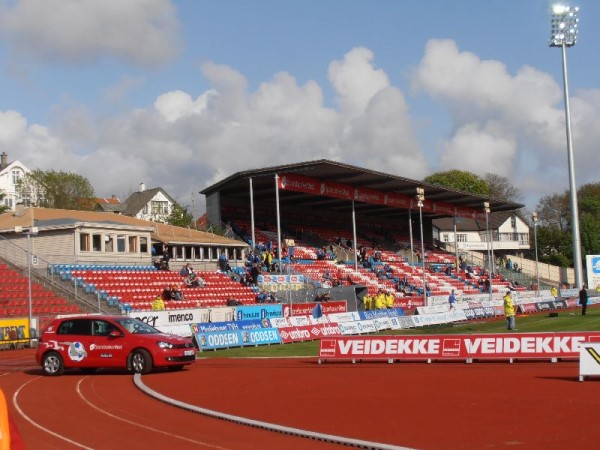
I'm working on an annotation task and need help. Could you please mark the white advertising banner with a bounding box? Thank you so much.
[585,255,600,290]
[579,343,600,381]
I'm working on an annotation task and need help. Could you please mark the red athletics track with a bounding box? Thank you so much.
[2,349,600,450]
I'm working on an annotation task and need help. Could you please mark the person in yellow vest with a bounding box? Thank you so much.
[384,290,395,308]
[551,286,558,300]
[151,296,165,311]
[363,294,372,310]
[374,289,385,310]
[503,290,516,331]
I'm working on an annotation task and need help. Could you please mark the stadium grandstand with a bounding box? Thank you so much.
[1,159,591,350]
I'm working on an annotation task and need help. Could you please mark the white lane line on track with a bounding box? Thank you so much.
[12,377,94,450]
[135,374,412,450]
[76,377,227,449]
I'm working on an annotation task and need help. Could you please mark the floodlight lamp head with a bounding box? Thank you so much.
[483,202,490,213]
[532,211,539,223]
[549,4,579,47]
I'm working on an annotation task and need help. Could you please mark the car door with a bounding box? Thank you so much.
[89,319,128,368]
[56,318,94,368]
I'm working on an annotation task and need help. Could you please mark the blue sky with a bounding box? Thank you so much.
[1,0,599,215]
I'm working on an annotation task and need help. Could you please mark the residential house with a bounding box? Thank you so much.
[95,196,125,214]
[0,152,30,210]
[121,183,175,223]
[433,211,531,256]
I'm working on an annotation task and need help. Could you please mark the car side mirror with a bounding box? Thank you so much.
[109,330,123,338]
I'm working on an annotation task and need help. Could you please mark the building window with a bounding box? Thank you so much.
[105,236,114,252]
[442,234,450,242]
[11,169,21,185]
[142,205,148,214]
[80,233,90,251]
[117,236,126,252]
[140,237,148,253]
[127,236,137,253]
[4,197,13,208]
[511,216,517,228]
[92,234,102,251]
[151,201,169,215]
[457,234,467,242]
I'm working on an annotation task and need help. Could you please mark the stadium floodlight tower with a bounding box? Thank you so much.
[549,4,583,289]
[532,212,540,296]
[483,202,493,301]
[416,187,427,306]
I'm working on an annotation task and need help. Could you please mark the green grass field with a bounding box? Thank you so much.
[198,307,599,358]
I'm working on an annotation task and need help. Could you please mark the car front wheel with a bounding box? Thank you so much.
[42,351,64,376]
[130,349,152,374]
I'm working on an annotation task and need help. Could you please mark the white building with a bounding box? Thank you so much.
[433,211,531,253]
[121,183,176,223]
[0,152,30,210]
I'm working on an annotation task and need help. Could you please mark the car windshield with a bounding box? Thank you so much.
[114,318,160,335]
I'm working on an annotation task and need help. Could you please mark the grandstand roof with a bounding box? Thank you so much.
[200,160,523,221]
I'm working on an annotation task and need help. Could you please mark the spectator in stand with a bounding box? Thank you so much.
[424,283,432,297]
[444,265,452,276]
[161,285,173,301]
[374,289,385,309]
[218,251,230,272]
[503,290,516,330]
[184,272,204,288]
[385,290,394,308]
[317,247,326,260]
[161,246,171,270]
[240,271,250,287]
[256,290,268,303]
[162,284,183,301]
[250,263,260,285]
[179,263,194,277]
[579,284,588,316]
[484,278,491,293]
[151,296,165,311]
[227,297,243,306]
[359,246,367,263]
[315,292,331,302]
[363,294,372,310]
[448,289,457,310]
[373,250,382,262]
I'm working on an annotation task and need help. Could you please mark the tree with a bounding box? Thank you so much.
[534,182,600,269]
[166,202,194,228]
[16,169,95,210]
[0,191,9,214]
[535,193,569,231]
[423,170,489,195]
[484,173,522,202]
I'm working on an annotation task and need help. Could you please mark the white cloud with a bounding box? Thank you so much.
[5,40,600,213]
[440,122,517,176]
[412,38,600,205]
[9,46,423,207]
[0,0,181,67]
[328,47,391,117]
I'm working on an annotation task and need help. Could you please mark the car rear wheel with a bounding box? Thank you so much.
[42,351,64,376]
[130,349,152,374]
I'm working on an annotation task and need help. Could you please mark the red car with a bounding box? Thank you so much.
[35,315,196,376]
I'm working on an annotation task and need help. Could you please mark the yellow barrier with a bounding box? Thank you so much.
[0,318,30,347]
